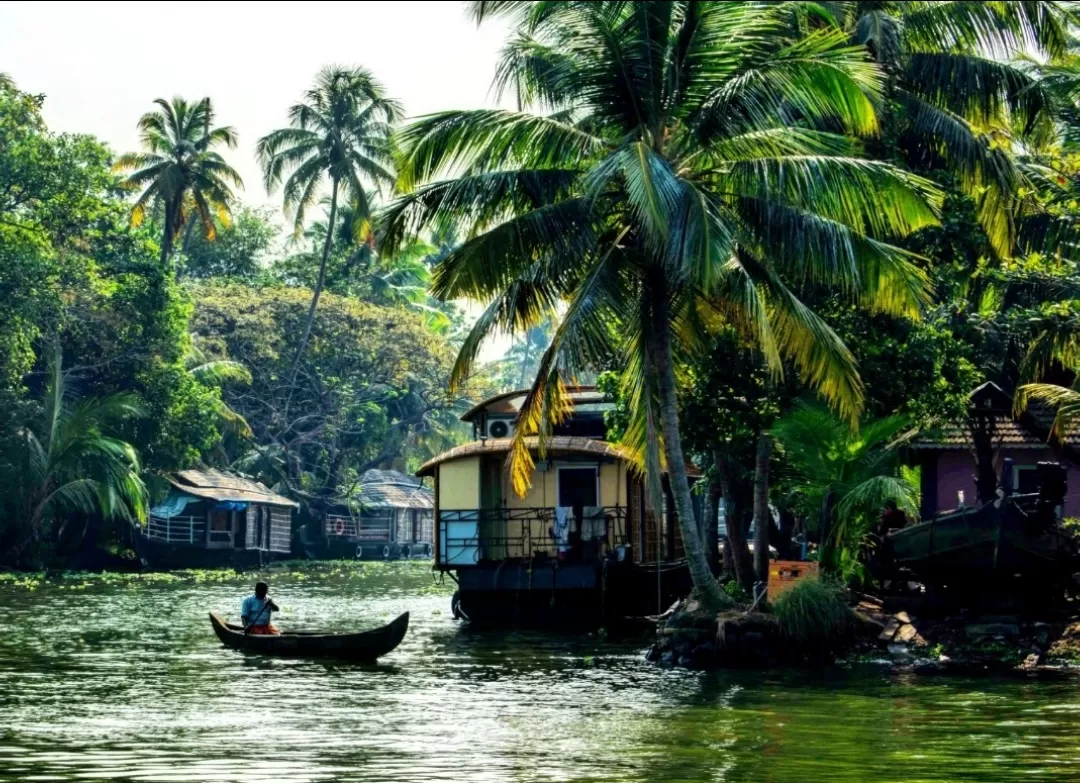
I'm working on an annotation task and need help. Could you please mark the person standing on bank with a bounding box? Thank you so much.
[241,581,280,634]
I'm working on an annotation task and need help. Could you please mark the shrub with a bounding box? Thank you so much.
[771,578,853,655]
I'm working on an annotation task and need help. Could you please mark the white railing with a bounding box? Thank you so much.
[147,515,205,544]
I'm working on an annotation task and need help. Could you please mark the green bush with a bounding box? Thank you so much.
[771,578,853,653]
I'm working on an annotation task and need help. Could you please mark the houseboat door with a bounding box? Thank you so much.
[557,466,599,511]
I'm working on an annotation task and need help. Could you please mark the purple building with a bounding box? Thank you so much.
[911,383,1080,520]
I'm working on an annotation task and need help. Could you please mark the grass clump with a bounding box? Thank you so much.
[771,578,853,655]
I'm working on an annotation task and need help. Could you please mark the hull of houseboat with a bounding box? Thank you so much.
[886,499,1076,593]
[301,527,434,561]
[132,531,283,571]
[450,560,692,626]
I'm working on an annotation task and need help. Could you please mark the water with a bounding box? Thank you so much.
[1,564,1079,783]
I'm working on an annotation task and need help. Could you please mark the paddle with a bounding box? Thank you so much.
[242,596,277,635]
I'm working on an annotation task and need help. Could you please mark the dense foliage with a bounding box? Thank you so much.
[0,74,467,566]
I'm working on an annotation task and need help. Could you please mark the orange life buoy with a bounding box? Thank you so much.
[334,518,345,536]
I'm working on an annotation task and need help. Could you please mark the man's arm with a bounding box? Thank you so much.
[268,599,280,613]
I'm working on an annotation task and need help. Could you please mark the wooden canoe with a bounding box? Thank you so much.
[208,611,409,660]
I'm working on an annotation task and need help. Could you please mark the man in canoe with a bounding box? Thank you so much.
[241,581,280,635]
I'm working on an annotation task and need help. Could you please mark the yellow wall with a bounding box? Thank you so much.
[438,457,480,509]
[599,461,627,507]
[502,459,629,509]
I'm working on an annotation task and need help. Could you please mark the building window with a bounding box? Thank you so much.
[1014,465,1040,495]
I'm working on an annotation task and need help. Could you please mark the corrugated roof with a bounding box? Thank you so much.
[169,469,298,508]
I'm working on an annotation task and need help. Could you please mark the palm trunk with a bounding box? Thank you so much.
[752,432,773,584]
[716,450,754,590]
[705,478,721,576]
[649,282,725,606]
[289,182,339,394]
[176,218,198,280]
[160,215,174,267]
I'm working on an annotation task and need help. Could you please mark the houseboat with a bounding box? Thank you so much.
[133,469,297,570]
[417,388,693,625]
[305,469,435,560]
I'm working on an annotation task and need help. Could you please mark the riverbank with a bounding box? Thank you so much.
[649,589,1080,677]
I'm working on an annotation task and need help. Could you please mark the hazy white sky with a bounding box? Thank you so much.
[1,0,510,207]
[1,0,515,358]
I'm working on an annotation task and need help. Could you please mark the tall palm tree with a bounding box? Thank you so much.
[830,1,1071,259]
[114,97,243,265]
[384,1,941,604]
[0,348,147,564]
[257,66,401,387]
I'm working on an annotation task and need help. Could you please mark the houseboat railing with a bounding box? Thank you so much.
[438,507,628,566]
[325,513,394,541]
[146,515,205,544]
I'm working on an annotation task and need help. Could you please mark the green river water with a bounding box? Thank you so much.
[1,563,1078,783]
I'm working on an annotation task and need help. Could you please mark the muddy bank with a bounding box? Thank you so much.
[648,594,1080,675]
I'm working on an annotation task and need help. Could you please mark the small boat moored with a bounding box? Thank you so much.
[208,611,409,660]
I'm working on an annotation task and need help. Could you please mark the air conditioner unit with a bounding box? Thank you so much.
[486,419,514,439]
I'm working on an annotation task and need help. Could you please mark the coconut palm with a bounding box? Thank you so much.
[0,348,147,565]
[384,1,942,604]
[114,97,243,265]
[771,403,917,582]
[183,336,253,439]
[257,66,401,386]
[831,1,1071,259]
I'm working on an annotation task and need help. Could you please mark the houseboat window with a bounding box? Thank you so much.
[558,467,599,508]
[210,511,231,531]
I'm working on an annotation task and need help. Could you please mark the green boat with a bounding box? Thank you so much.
[887,463,1076,590]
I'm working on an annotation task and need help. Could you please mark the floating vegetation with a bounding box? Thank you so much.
[0,559,449,593]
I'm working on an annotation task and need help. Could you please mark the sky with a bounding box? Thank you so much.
[0,0,515,357]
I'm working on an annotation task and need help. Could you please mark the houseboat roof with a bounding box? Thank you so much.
[460,387,611,423]
[416,436,625,477]
[358,469,434,510]
[168,469,299,508]
[912,382,1080,450]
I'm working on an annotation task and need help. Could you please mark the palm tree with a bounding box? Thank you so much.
[257,66,401,387]
[771,403,917,583]
[832,1,1070,259]
[384,1,941,604]
[183,336,253,439]
[114,97,243,266]
[0,348,147,565]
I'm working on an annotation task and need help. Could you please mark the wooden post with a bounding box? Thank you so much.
[433,471,441,567]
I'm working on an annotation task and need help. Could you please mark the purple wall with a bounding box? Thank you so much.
[932,449,1080,517]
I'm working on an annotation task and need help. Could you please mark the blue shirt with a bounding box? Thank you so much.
[241,595,275,627]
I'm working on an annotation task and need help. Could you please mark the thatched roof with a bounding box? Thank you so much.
[169,469,298,508]
[460,387,610,423]
[416,437,625,477]
[358,469,433,510]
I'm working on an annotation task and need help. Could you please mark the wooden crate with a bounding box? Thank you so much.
[767,560,819,597]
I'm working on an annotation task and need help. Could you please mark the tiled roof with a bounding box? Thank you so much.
[169,469,298,508]
[911,382,1080,450]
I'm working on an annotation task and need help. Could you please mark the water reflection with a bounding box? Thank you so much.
[1,567,1079,782]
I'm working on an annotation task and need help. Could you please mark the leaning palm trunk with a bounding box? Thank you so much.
[650,287,725,606]
[290,184,339,393]
[752,432,773,584]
